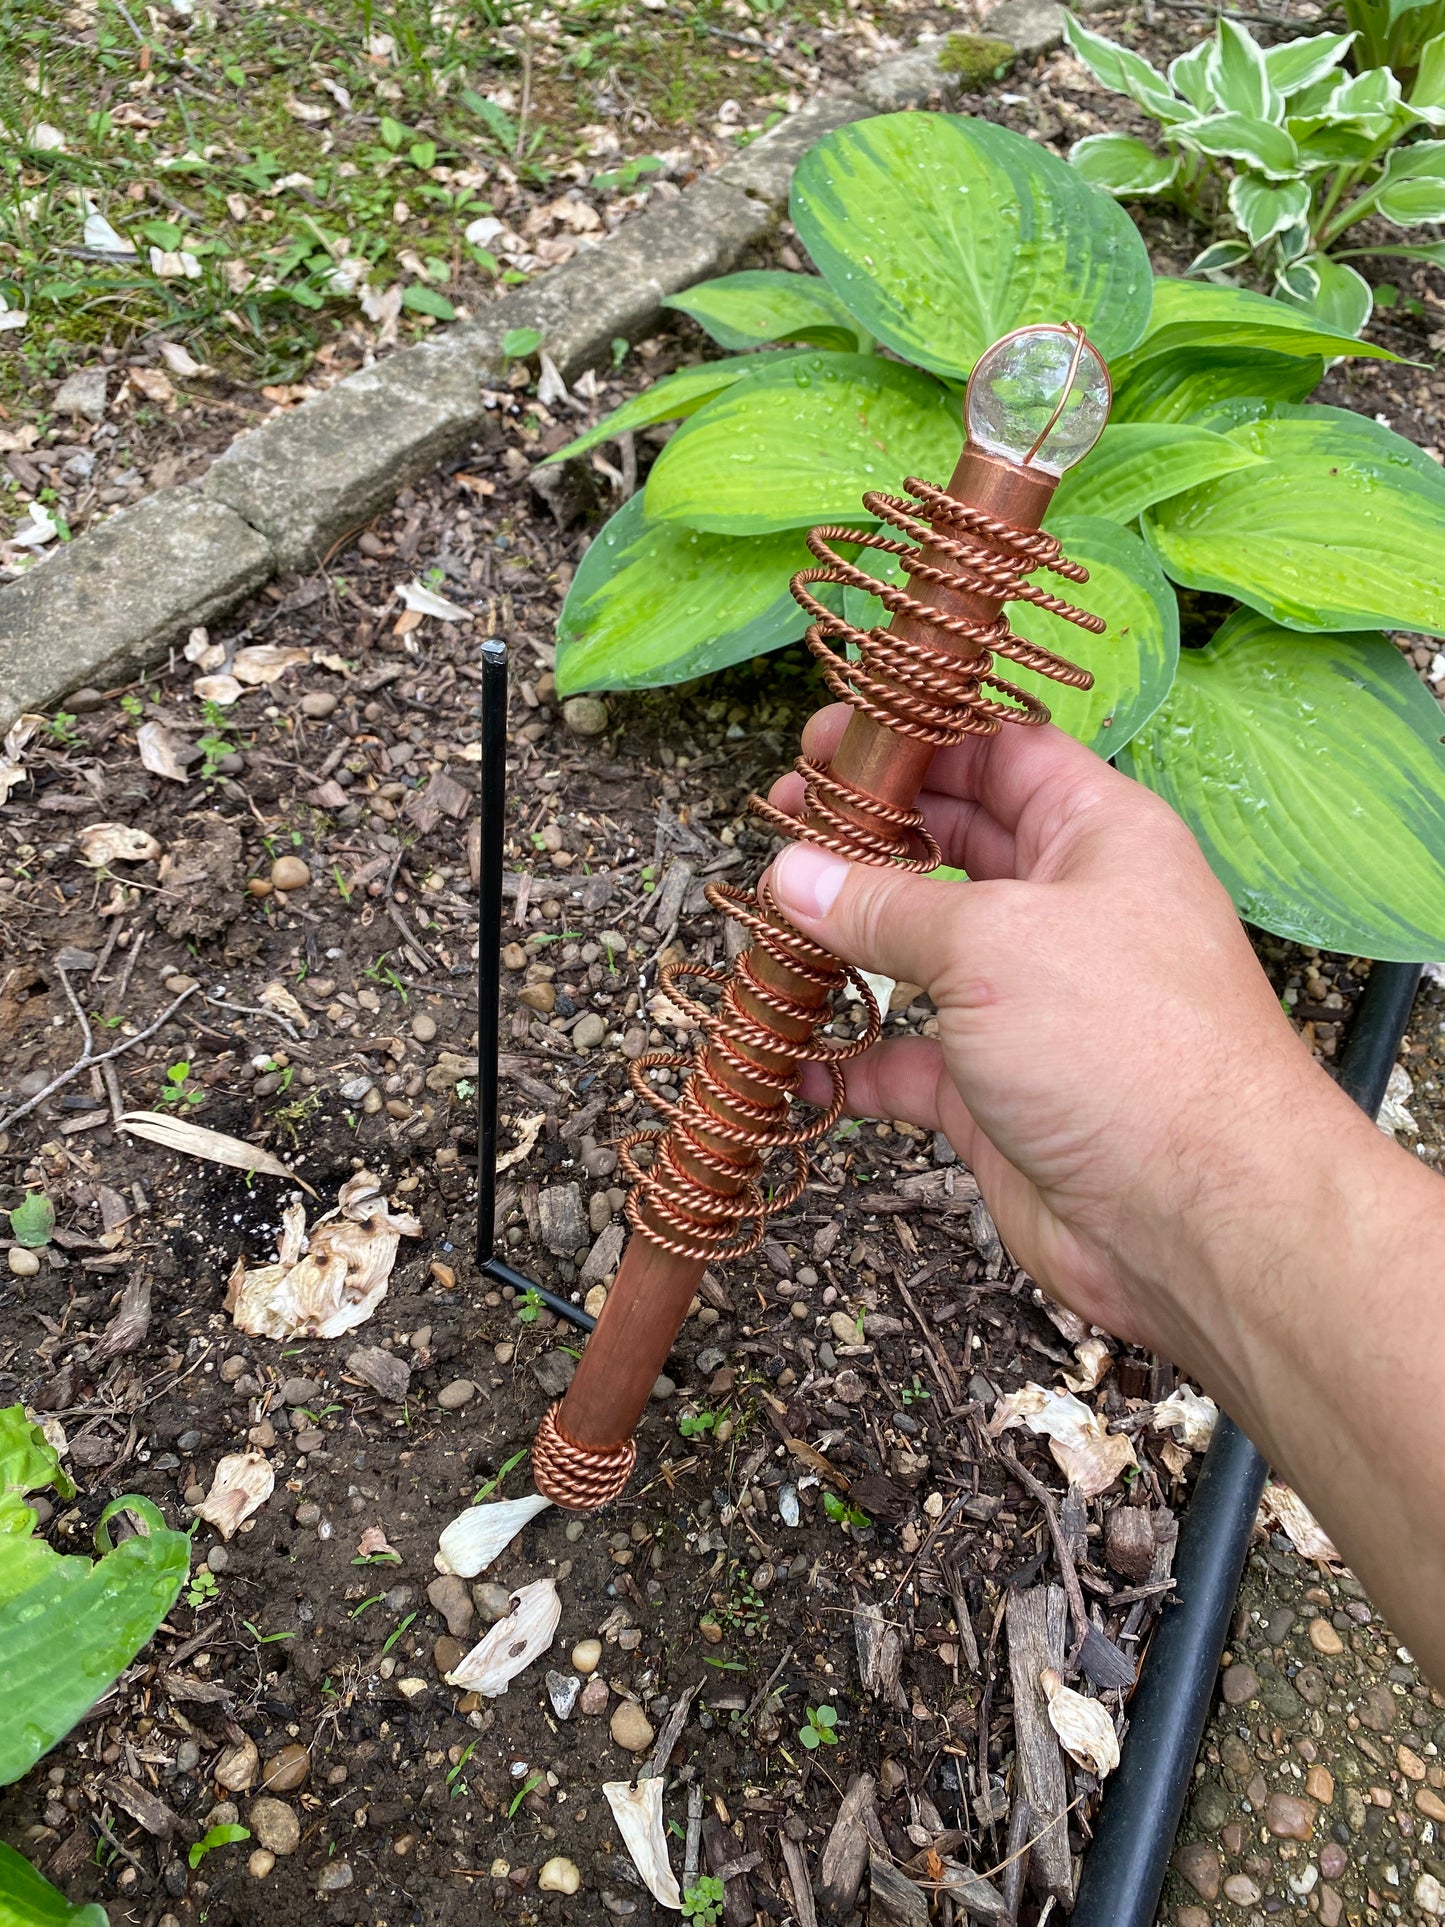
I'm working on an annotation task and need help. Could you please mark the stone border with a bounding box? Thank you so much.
[0,18,1072,734]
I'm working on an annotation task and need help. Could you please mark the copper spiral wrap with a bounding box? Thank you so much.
[533,1403,636,1509]
[616,471,1105,1266]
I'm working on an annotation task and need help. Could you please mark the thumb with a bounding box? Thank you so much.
[768,842,974,990]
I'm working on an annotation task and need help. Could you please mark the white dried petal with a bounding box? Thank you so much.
[444,1578,560,1694]
[232,644,310,685]
[194,1451,274,1540]
[1258,1482,1340,1564]
[397,578,469,621]
[602,1778,683,1910]
[988,1382,1136,1498]
[1152,1384,1219,1453]
[436,1492,553,1576]
[496,1112,545,1176]
[137,720,188,780]
[193,674,244,707]
[78,823,162,866]
[1041,1668,1119,1777]
[229,1176,419,1339]
[1061,1337,1113,1394]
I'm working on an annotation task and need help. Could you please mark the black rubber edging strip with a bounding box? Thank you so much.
[1073,956,1424,1927]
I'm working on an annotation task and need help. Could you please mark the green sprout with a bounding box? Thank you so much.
[678,1408,718,1439]
[188,1823,250,1869]
[160,1060,203,1108]
[822,1492,871,1531]
[508,1771,543,1817]
[514,1287,545,1325]
[799,1704,840,1750]
[682,1874,726,1924]
[185,1568,220,1611]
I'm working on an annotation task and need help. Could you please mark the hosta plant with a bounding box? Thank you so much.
[551,112,1445,961]
[1343,0,1445,85]
[1063,11,1445,334]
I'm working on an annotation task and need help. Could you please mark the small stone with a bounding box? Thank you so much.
[519,982,556,1014]
[584,1284,608,1318]
[1176,1911,1210,1927]
[281,1376,315,1406]
[1397,1742,1427,1780]
[7,1247,41,1276]
[1265,1606,1296,1645]
[562,696,608,737]
[294,1429,323,1453]
[650,1374,675,1402]
[317,1861,353,1893]
[300,690,337,719]
[214,1737,259,1792]
[1416,1787,1445,1824]
[1319,1885,1344,1927]
[260,1744,310,1793]
[221,1355,248,1382]
[396,1676,427,1701]
[248,1798,300,1856]
[547,1672,581,1720]
[412,1012,437,1043]
[1265,1792,1315,1840]
[1173,1842,1220,1902]
[1307,1765,1335,1804]
[55,368,109,420]
[249,1849,276,1879]
[571,1639,602,1676]
[1414,1873,1444,1916]
[610,1702,653,1753]
[434,1635,464,1678]
[270,855,311,893]
[473,1582,512,1625]
[494,1341,515,1366]
[1308,1616,1344,1655]
[427,1574,474,1639]
[438,1378,476,1410]
[1220,1662,1259,1706]
[1222,1874,1261,1906]
[579,1677,609,1716]
[539,1856,581,1895]
[1319,1842,1348,1879]
[573,1013,606,1052]
[295,1502,321,1528]
[346,1345,411,1402]
[589,1192,612,1235]
[502,944,527,971]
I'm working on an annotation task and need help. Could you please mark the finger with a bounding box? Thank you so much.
[765,770,1019,881]
[768,840,987,989]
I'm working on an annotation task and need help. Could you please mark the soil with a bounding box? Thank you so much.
[2,22,1445,1927]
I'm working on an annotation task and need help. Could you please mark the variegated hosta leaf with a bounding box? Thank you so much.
[1274,252,1373,337]
[1227,172,1310,245]
[1069,133,1178,196]
[1185,239,1253,279]
[1169,38,1218,114]
[1143,402,1445,634]
[1205,18,1284,124]
[1176,110,1300,179]
[1050,421,1264,524]
[790,113,1153,380]
[1408,30,1445,125]
[1062,14,1188,121]
[1119,610,1445,958]
[1262,29,1356,97]
[545,352,806,467]
[1372,136,1445,223]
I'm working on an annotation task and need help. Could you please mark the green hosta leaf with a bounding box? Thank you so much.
[1143,403,1445,634]
[839,517,1178,756]
[662,270,869,352]
[1274,255,1321,303]
[1111,347,1323,423]
[1206,19,1283,123]
[1408,30,1445,123]
[1169,39,1219,113]
[400,284,456,321]
[8,1192,53,1249]
[644,352,961,535]
[0,1841,109,1926]
[1119,611,1445,958]
[1061,16,1188,121]
[544,352,806,464]
[1274,252,1373,336]
[1373,137,1445,221]
[1264,30,1356,96]
[1069,134,1178,196]
[1228,173,1310,244]
[1114,278,1393,376]
[0,1494,189,1786]
[1341,237,1445,264]
[0,1408,74,1509]
[1051,422,1263,523]
[555,492,815,693]
[790,113,1152,381]
[1176,111,1299,178]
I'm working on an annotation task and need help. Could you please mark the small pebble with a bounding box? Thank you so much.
[1319,1842,1348,1879]
[571,1639,602,1676]
[433,1635,464,1679]
[562,696,608,737]
[300,691,337,719]
[247,1797,300,1856]
[1306,1765,1335,1804]
[412,1012,437,1043]
[220,1355,248,1382]
[281,1376,314,1406]
[579,1676,609,1716]
[539,1856,581,1895]
[428,1575,474,1638]
[261,1745,309,1793]
[1222,1874,1261,1906]
[610,1702,654,1753]
[494,1342,515,1366]
[316,1861,353,1893]
[1265,1792,1315,1840]
[573,1013,606,1052]
[295,1503,321,1528]
[1173,1842,1220,1902]
[519,983,556,1015]
[651,1375,675,1402]
[438,1378,476,1410]
[1415,1873,1444,1916]
[502,943,527,970]
[7,1248,41,1276]
[1308,1617,1345,1655]
[249,1849,276,1880]
[547,1672,581,1720]
[270,855,311,893]
[473,1582,512,1625]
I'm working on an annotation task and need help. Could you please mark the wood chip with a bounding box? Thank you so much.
[818,1775,878,1918]
[1005,1585,1074,1907]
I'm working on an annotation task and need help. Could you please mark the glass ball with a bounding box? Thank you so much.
[964,325,1111,476]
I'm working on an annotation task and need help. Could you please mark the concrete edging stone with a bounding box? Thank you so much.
[0,34,1021,733]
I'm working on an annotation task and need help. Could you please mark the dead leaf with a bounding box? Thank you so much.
[258,981,306,1024]
[357,1524,400,1560]
[118,1111,315,1194]
[232,644,310,685]
[1151,1384,1218,1453]
[78,823,162,867]
[444,1578,560,1694]
[496,1111,545,1175]
[988,1383,1136,1499]
[229,1172,421,1339]
[158,341,205,378]
[397,578,470,621]
[1061,1337,1113,1395]
[602,1778,683,1911]
[128,366,175,405]
[193,675,243,707]
[137,720,187,782]
[0,713,45,804]
[1041,1667,1119,1776]
[1258,1482,1340,1563]
[193,1452,274,1539]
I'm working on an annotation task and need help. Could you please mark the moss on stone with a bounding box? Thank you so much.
[937,33,1017,86]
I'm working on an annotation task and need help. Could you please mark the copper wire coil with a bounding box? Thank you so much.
[619,467,1099,1264]
[532,1402,636,1510]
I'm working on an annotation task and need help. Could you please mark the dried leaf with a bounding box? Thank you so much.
[229,1172,420,1339]
[1040,1667,1119,1777]
[602,1777,683,1911]
[1258,1482,1340,1563]
[1061,1337,1113,1395]
[258,981,306,1024]
[194,1452,274,1540]
[988,1383,1136,1499]
[357,1524,399,1560]
[445,1578,560,1693]
[118,1111,314,1194]
[0,714,44,805]
[158,341,204,378]
[84,211,136,256]
[1377,1062,1418,1137]
[137,720,187,782]
[496,1111,545,1176]
[232,644,310,686]
[397,578,470,621]
[79,822,162,867]
[1151,1384,1218,1453]
[193,674,243,707]
[436,1492,553,1575]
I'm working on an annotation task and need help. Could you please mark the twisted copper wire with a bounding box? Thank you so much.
[619,469,1101,1265]
[533,1403,635,1509]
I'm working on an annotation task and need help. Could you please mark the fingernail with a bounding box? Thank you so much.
[773,843,849,919]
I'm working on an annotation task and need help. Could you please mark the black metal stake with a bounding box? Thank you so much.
[474,639,596,1333]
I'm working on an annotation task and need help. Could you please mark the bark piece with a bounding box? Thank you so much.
[817,1773,877,1918]
[868,1851,927,1926]
[703,1815,755,1927]
[1006,1584,1074,1907]
[780,1836,818,1927]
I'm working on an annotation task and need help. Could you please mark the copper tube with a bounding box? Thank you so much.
[534,425,1103,1506]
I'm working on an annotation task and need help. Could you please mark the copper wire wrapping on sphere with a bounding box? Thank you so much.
[619,469,1101,1264]
[532,1402,636,1509]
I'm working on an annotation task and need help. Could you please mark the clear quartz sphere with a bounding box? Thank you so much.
[965,326,1110,476]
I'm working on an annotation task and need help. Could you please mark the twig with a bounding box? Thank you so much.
[1000,1796,1033,1923]
[205,991,300,1040]
[643,1680,699,1782]
[109,926,147,1013]
[387,900,436,970]
[0,987,197,1135]
[684,1783,704,1894]
[741,1641,794,1725]
[998,1447,1091,1674]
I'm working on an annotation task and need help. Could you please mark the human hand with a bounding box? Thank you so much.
[764,706,1367,1383]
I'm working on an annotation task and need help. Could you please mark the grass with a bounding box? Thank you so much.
[0,0,891,404]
